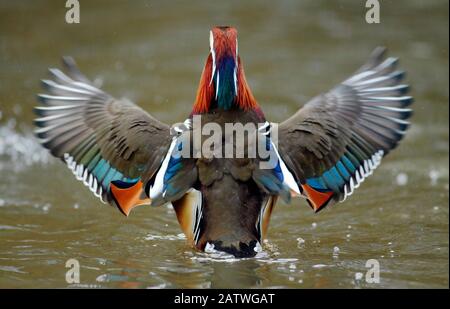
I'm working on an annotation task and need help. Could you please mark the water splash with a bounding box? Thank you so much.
[191,243,241,262]
[296,237,305,248]
[144,233,186,241]
[332,246,340,258]
[0,265,27,274]
[257,258,299,264]
[312,264,330,269]
[0,119,50,171]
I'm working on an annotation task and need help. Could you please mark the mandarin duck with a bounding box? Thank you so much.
[34,26,413,257]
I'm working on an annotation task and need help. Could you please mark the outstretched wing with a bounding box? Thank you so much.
[34,57,172,214]
[277,47,413,212]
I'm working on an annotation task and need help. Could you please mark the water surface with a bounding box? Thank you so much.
[0,0,448,288]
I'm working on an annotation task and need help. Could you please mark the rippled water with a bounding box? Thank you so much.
[0,0,448,288]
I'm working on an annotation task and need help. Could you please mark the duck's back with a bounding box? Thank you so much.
[192,109,272,257]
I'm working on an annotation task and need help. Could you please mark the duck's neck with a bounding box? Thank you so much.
[192,55,260,115]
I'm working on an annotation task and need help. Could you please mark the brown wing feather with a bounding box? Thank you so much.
[277,47,413,209]
[34,57,172,206]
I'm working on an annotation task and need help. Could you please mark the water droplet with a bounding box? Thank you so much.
[42,204,50,212]
[93,77,104,88]
[396,173,408,186]
[333,246,340,258]
[311,222,317,229]
[429,170,440,185]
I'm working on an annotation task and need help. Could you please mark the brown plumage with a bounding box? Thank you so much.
[34,28,412,257]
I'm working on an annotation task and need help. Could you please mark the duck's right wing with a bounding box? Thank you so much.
[34,57,174,215]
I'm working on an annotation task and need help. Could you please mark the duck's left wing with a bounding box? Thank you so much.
[276,47,413,212]
[34,57,173,215]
